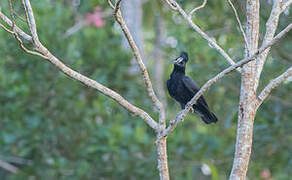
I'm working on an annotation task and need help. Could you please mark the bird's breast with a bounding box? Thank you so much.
[167,76,194,104]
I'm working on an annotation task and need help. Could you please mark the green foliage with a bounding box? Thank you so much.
[0,0,291,179]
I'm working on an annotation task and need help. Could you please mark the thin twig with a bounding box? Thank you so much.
[22,0,39,43]
[107,0,115,9]
[227,0,248,46]
[114,0,165,126]
[255,66,292,109]
[164,0,240,72]
[8,0,47,59]
[161,24,292,137]
[189,0,207,17]
[0,22,14,33]
[0,10,32,41]
[13,12,26,22]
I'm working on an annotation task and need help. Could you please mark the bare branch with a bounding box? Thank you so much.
[1,0,158,130]
[164,0,240,72]
[22,0,40,43]
[255,0,283,89]
[189,0,207,17]
[8,0,47,59]
[114,0,165,125]
[0,8,32,41]
[161,24,292,137]
[281,0,292,13]
[227,0,248,46]
[107,0,115,9]
[0,160,19,174]
[255,66,292,108]
[36,43,158,130]
[164,0,178,10]
[0,22,14,34]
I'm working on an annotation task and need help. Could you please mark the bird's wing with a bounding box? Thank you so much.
[182,76,200,92]
[182,76,209,107]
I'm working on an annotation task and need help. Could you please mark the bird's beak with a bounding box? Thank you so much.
[173,57,183,64]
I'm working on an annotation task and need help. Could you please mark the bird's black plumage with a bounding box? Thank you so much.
[167,52,218,124]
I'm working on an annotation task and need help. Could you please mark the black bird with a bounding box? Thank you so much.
[167,52,218,124]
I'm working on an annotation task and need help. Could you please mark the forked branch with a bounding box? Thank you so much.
[114,0,165,126]
[0,10,32,41]
[22,0,39,43]
[255,66,292,109]
[1,0,158,130]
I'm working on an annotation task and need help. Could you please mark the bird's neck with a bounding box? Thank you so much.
[172,65,185,74]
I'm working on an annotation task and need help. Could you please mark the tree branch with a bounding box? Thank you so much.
[0,160,19,174]
[0,10,32,41]
[0,22,14,34]
[8,0,47,59]
[114,0,165,126]
[107,0,115,9]
[164,0,178,10]
[255,0,283,89]
[161,24,291,137]
[189,0,207,17]
[281,0,292,13]
[227,0,248,46]
[1,0,158,130]
[255,66,292,109]
[164,0,240,72]
[22,0,39,43]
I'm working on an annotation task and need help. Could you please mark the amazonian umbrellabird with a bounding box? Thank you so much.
[167,52,218,124]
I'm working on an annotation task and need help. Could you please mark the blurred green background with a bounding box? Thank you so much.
[0,0,291,179]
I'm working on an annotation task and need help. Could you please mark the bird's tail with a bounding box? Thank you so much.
[193,105,218,124]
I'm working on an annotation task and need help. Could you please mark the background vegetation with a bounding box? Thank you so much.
[0,0,291,179]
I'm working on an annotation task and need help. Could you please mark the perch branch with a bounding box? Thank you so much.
[161,24,291,137]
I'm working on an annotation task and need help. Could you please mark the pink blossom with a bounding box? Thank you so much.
[260,168,272,180]
[86,6,105,28]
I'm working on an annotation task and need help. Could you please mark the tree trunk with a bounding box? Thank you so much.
[230,0,259,179]
[156,137,170,180]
